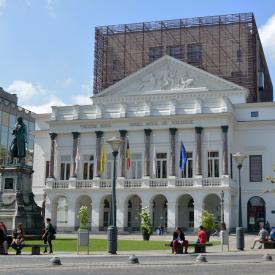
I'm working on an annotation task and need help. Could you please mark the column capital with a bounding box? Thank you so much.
[119,130,128,137]
[144,129,152,136]
[95,131,103,138]
[195,127,203,134]
[221,125,229,133]
[49,132,57,140]
[169,128,177,135]
[72,132,80,139]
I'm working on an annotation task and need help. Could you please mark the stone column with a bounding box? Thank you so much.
[195,127,203,175]
[66,194,77,231]
[116,195,125,233]
[221,126,229,175]
[144,129,152,177]
[119,130,127,178]
[49,133,57,178]
[72,132,80,178]
[193,192,203,230]
[167,201,177,233]
[91,195,100,232]
[169,128,177,176]
[95,131,103,177]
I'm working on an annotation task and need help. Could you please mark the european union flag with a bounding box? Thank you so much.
[179,141,187,171]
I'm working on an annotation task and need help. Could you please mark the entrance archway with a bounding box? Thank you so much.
[177,194,194,231]
[151,194,168,230]
[126,195,142,232]
[203,193,221,224]
[247,196,266,231]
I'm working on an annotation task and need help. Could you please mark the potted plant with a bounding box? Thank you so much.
[77,205,89,253]
[201,210,216,242]
[79,205,89,230]
[139,206,153,241]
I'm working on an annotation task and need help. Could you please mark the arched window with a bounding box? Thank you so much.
[104,199,110,208]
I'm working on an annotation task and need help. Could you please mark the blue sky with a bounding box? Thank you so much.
[0,0,275,113]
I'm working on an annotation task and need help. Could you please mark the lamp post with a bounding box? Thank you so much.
[232,152,247,250]
[106,136,123,254]
[220,190,224,225]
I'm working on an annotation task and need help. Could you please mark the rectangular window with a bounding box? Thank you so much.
[131,153,142,179]
[166,45,184,60]
[156,153,167,178]
[181,152,193,178]
[4,178,14,190]
[149,47,163,63]
[249,155,262,182]
[187,43,202,65]
[82,155,94,180]
[45,161,50,179]
[60,155,71,180]
[208,152,219,177]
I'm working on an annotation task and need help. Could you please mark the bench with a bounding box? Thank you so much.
[23,244,48,255]
[165,242,212,253]
[260,240,275,249]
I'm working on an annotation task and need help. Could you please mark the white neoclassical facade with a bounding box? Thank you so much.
[32,56,275,233]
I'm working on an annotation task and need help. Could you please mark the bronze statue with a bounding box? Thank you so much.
[9,117,27,164]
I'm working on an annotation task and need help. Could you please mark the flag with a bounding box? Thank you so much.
[179,141,187,171]
[126,138,131,170]
[100,145,106,175]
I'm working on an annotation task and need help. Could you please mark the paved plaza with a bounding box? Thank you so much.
[1,233,275,274]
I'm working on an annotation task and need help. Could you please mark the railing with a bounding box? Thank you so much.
[45,176,236,190]
[75,180,93,189]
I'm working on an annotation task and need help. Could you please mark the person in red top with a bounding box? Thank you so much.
[197,225,207,244]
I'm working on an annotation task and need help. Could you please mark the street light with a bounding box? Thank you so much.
[232,152,247,250]
[106,136,123,254]
[220,190,224,225]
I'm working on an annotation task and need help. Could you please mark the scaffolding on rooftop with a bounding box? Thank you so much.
[93,12,273,102]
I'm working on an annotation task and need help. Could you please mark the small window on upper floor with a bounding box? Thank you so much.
[166,45,184,60]
[251,111,259,118]
[149,47,163,63]
[187,43,202,65]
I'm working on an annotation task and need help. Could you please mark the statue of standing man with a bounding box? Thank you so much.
[9,117,27,164]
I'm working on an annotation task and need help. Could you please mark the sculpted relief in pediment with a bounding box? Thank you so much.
[135,65,195,92]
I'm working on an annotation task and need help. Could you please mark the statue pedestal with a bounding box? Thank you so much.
[0,165,44,234]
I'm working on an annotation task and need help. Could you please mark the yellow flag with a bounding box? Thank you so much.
[100,145,106,175]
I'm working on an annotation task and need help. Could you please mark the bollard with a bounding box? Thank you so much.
[49,256,62,265]
[236,227,244,250]
[128,255,139,264]
[262,254,273,262]
[195,254,207,263]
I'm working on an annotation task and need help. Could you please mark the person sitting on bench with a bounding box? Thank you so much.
[197,225,207,244]
[251,222,268,249]
[171,226,188,254]
[11,223,25,255]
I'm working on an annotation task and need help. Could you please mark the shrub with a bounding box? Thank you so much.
[139,206,153,236]
[78,205,89,230]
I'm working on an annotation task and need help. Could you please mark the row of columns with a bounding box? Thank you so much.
[48,191,231,232]
[48,126,229,179]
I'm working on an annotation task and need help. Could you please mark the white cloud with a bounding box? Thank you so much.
[6,80,64,114]
[63,77,74,87]
[0,0,6,9]
[71,94,92,105]
[46,0,57,16]
[24,95,65,114]
[259,14,275,63]
[7,80,46,103]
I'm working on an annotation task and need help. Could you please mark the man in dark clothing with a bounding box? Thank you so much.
[171,226,188,254]
[42,218,55,254]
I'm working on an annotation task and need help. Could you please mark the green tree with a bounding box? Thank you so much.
[201,210,216,236]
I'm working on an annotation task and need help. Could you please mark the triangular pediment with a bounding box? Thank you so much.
[94,55,248,99]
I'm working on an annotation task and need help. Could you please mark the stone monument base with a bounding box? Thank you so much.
[0,165,44,234]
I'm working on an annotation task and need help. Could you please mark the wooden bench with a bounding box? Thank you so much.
[260,240,275,249]
[23,244,48,255]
